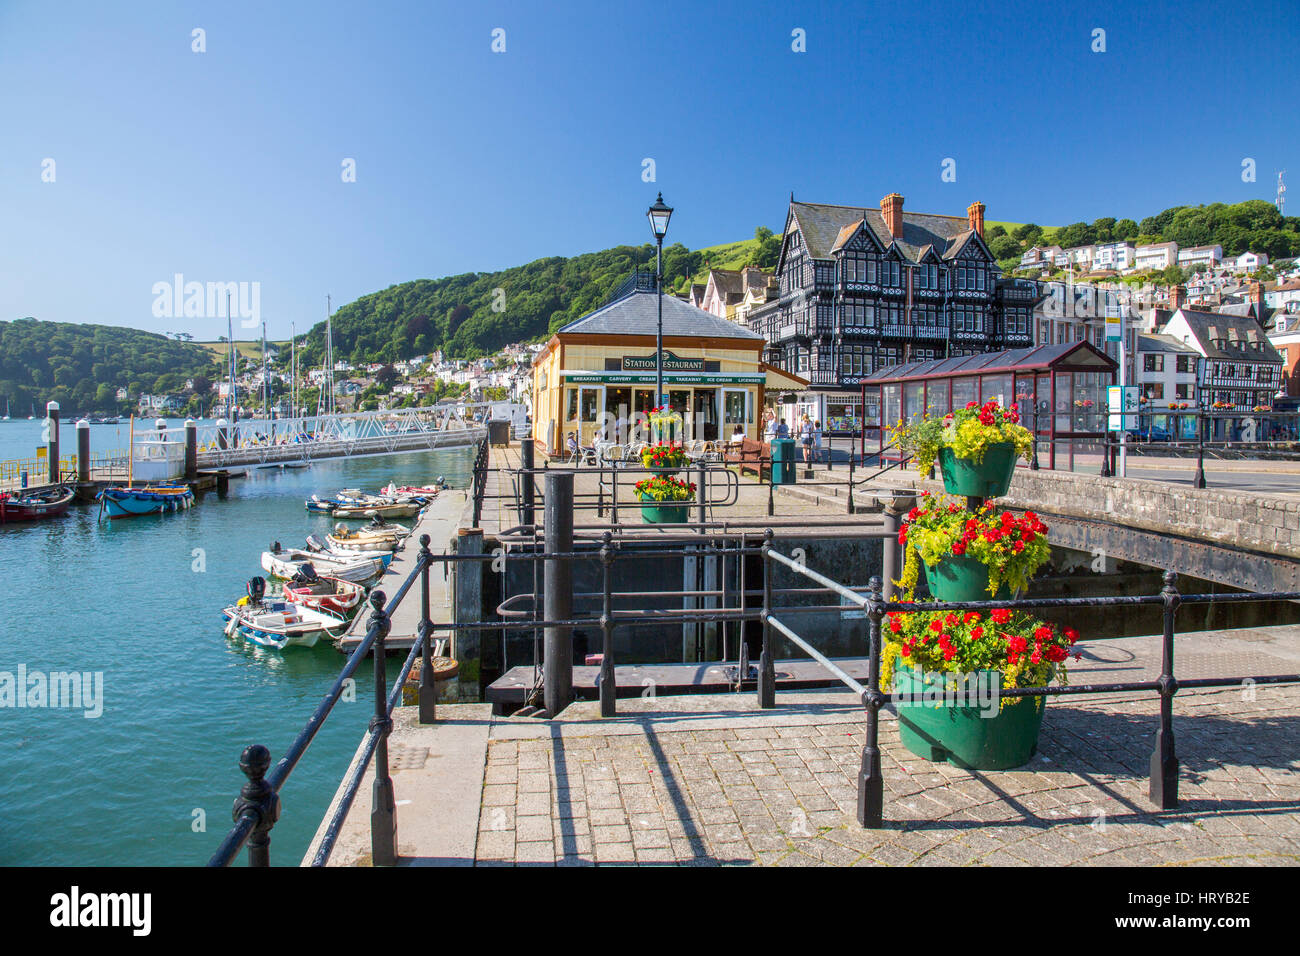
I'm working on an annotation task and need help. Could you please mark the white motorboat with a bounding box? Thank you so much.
[261,544,388,583]
[221,577,348,649]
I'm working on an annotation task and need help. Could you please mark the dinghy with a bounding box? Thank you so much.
[0,486,74,524]
[261,542,388,583]
[222,577,347,649]
[325,520,408,552]
[331,500,421,519]
[99,483,194,519]
[304,533,393,563]
[281,564,365,616]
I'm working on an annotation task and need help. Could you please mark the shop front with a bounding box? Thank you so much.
[532,282,806,455]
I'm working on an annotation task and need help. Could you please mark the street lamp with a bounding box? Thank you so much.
[647,192,673,409]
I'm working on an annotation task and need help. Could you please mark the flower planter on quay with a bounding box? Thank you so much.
[937,442,1018,498]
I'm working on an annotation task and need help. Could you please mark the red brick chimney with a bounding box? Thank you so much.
[880,193,904,238]
[1250,280,1265,319]
[967,201,985,238]
[1170,284,1185,311]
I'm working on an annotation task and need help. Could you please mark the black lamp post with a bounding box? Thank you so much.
[647,192,673,410]
[1194,355,1207,489]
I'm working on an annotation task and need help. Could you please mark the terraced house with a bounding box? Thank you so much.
[759,193,1039,433]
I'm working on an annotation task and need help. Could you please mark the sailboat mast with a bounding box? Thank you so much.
[226,293,236,423]
[290,322,296,419]
[326,294,334,417]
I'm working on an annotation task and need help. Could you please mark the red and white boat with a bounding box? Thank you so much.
[280,567,365,616]
[0,486,75,524]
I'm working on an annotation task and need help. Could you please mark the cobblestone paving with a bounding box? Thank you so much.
[474,685,1300,866]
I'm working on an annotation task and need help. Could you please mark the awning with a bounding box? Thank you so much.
[762,363,809,391]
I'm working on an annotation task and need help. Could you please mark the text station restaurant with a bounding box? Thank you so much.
[859,341,1118,472]
[531,279,807,455]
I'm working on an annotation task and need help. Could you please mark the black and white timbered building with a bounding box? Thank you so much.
[756,193,1039,433]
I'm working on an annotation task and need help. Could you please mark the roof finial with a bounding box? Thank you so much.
[790,190,795,204]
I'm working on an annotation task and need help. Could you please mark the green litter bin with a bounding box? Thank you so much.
[770,438,796,484]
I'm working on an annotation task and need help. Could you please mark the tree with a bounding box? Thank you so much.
[989,235,1021,261]
[1113,219,1139,240]
[1013,223,1044,244]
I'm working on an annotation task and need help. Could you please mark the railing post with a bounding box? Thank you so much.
[599,530,616,717]
[1150,570,1181,809]
[417,534,437,724]
[521,439,535,527]
[757,529,776,708]
[826,435,833,472]
[368,590,398,865]
[611,463,619,525]
[696,461,707,530]
[543,472,574,717]
[859,576,885,828]
[766,459,774,517]
[231,744,280,867]
[847,456,855,514]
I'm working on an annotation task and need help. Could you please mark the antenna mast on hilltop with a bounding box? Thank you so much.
[1277,170,1287,216]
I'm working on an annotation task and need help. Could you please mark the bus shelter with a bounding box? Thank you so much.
[859,341,1118,472]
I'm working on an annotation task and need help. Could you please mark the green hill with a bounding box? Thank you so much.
[0,318,219,414]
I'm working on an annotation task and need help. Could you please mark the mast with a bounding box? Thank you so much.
[226,293,237,423]
[262,320,268,419]
[290,321,296,419]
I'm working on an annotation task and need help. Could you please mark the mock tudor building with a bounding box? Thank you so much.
[758,193,1039,433]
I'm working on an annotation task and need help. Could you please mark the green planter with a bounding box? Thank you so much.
[923,554,1010,603]
[637,494,692,524]
[938,443,1018,498]
[893,666,1046,770]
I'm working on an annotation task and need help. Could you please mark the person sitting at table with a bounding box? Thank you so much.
[565,432,579,462]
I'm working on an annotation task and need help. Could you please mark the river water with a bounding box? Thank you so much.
[0,419,474,865]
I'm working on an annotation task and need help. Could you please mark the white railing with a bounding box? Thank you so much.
[139,405,491,470]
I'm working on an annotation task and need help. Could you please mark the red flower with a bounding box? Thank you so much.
[929,619,943,633]
[1046,645,1068,663]
[944,612,958,627]
[951,541,967,556]
[963,611,981,624]
[970,626,984,640]
[889,618,901,633]
[1063,627,1079,644]
[1013,540,1025,553]
[1007,635,1028,654]
[991,608,1011,624]
[942,646,956,661]
[1033,625,1053,643]
[966,402,977,409]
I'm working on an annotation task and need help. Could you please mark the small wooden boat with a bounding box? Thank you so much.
[222,578,346,649]
[304,534,393,563]
[325,521,409,552]
[305,495,336,514]
[261,544,389,583]
[281,566,365,616]
[0,486,75,524]
[331,501,421,519]
[99,483,194,519]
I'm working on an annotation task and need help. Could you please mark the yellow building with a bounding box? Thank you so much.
[532,277,806,454]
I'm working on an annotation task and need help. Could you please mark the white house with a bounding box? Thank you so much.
[1092,241,1135,272]
[1177,244,1223,269]
[1234,251,1269,273]
[1135,333,1201,436]
[1135,241,1179,271]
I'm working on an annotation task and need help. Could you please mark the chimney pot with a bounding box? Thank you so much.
[967,201,986,239]
[1170,285,1185,310]
[880,193,904,238]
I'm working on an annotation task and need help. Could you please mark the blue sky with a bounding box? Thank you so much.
[1,0,1297,340]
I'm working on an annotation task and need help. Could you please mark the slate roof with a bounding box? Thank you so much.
[862,341,1117,383]
[1171,309,1283,363]
[789,201,978,263]
[1138,333,1199,354]
[556,287,763,340]
[707,269,744,295]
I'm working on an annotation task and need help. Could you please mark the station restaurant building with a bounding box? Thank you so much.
[531,275,807,455]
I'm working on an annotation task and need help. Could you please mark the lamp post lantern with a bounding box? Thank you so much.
[647,192,673,408]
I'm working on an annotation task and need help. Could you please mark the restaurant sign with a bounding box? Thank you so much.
[563,372,763,385]
[622,351,704,372]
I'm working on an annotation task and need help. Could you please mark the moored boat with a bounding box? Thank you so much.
[331,501,421,519]
[261,544,388,583]
[222,577,347,649]
[281,565,365,616]
[98,483,194,519]
[0,486,75,524]
[325,520,409,552]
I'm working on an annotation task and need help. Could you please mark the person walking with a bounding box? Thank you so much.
[800,415,815,464]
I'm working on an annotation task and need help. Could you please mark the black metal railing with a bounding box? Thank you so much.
[470,436,489,527]
[760,541,1300,828]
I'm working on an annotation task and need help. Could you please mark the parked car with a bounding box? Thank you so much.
[1125,425,1171,442]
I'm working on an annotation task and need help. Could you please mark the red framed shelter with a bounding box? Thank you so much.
[860,341,1118,472]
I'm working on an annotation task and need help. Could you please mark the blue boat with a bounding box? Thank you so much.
[98,484,195,519]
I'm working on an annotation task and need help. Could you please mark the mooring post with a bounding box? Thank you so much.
[46,401,59,484]
[520,439,535,527]
[599,530,616,717]
[216,418,228,451]
[454,528,484,690]
[543,471,574,716]
[1150,570,1181,809]
[368,590,398,865]
[418,534,437,724]
[881,499,902,602]
[185,418,198,482]
[858,576,886,828]
[76,419,90,484]
[757,528,776,708]
[231,744,280,867]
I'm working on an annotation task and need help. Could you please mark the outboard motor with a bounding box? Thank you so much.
[334,522,348,536]
[271,540,281,554]
[306,533,326,552]
[247,576,267,604]
[300,562,318,582]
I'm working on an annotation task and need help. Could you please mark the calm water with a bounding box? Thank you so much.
[0,422,474,866]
